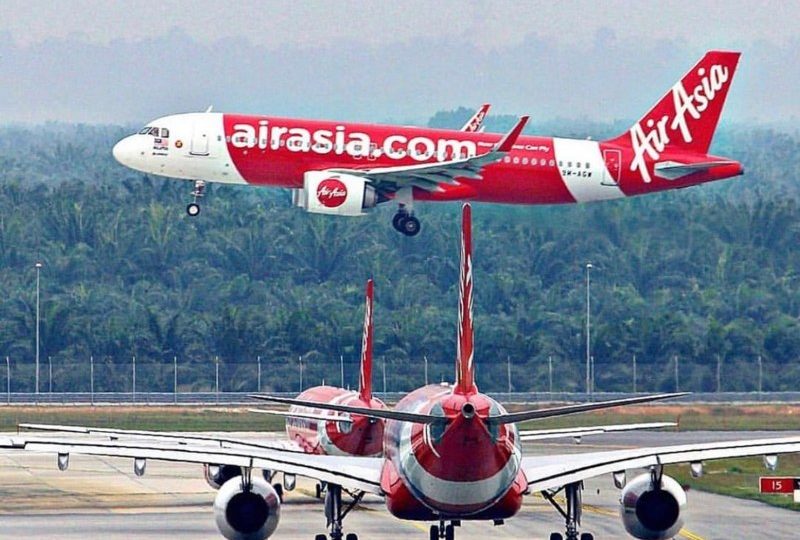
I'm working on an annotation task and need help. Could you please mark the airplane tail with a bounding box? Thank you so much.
[455,204,477,395]
[358,279,374,402]
[606,51,740,182]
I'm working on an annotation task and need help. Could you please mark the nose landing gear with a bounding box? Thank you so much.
[186,180,206,216]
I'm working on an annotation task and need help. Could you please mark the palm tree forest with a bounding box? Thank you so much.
[1,109,799,396]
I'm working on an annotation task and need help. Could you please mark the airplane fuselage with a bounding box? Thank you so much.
[380,384,526,521]
[113,112,743,206]
[287,386,385,457]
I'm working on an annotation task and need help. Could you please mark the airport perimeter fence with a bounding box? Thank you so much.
[3,353,800,405]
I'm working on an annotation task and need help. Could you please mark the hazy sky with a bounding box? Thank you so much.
[1,1,799,125]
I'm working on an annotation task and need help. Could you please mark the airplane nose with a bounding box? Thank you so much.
[112,136,137,166]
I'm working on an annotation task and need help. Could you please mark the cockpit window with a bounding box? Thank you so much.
[139,127,152,135]
[161,128,170,138]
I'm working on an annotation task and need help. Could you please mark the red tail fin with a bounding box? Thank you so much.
[358,279,374,402]
[607,50,740,183]
[455,204,476,395]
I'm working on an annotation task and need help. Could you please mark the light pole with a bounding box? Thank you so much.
[34,261,43,397]
[585,262,592,397]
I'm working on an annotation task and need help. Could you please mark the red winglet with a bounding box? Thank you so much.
[494,115,530,153]
[455,204,477,395]
[358,279,374,402]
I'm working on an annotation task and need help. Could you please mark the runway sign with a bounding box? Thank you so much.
[759,477,800,502]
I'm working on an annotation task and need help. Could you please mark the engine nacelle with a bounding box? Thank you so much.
[205,464,244,490]
[296,171,378,216]
[213,476,281,540]
[620,473,687,540]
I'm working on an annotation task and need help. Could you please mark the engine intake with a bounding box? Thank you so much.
[213,476,281,540]
[296,171,378,216]
[620,472,686,540]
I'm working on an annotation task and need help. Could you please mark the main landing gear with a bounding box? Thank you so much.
[313,483,364,540]
[392,207,421,237]
[429,519,458,540]
[186,180,206,216]
[542,482,594,540]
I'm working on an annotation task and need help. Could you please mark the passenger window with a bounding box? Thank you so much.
[522,157,529,165]
[585,162,590,169]
[513,157,519,164]
[568,162,572,168]
[549,159,555,166]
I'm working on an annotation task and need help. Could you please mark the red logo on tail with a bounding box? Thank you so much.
[316,178,348,207]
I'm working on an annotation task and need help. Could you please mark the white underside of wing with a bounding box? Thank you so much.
[523,436,800,492]
[519,422,676,442]
[0,435,383,495]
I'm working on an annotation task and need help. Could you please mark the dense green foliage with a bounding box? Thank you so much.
[1,115,799,394]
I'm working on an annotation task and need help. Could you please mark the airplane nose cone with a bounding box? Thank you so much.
[112,136,137,167]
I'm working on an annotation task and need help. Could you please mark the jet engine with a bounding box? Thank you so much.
[213,476,281,540]
[294,171,378,216]
[205,464,243,490]
[619,472,687,540]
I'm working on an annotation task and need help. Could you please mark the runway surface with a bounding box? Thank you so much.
[1,431,799,539]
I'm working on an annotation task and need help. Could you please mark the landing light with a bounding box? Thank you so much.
[690,462,704,478]
[57,453,70,471]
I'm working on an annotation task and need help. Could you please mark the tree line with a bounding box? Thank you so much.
[0,115,799,393]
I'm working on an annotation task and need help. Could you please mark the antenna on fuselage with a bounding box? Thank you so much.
[204,105,213,113]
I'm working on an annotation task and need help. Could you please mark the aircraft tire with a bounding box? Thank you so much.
[401,215,421,236]
[186,203,201,216]
[392,212,407,231]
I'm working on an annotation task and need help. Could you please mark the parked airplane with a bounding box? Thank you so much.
[23,279,385,501]
[7,204,800,540]
[112,51,742,236]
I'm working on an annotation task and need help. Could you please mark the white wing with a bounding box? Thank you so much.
[1,434,383,495]
[523,435,800,492]
[519,422,676,442]
[20,423,304,452]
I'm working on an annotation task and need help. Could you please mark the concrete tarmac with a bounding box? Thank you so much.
[1,431,798,539]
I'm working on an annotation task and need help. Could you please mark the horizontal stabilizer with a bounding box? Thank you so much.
[250,394,432,424]
[248,409,353,423]
[251,393,686,426]
[654,160,738,180]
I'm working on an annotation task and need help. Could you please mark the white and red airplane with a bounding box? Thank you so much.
[113,52,742,236]
[256,279,385,459]
[7,204,800,540]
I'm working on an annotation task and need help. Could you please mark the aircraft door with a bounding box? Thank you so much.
[190,118,211,156]
[602,149,621,186]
